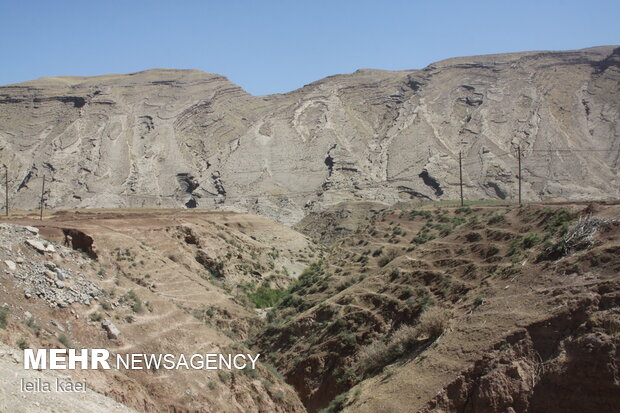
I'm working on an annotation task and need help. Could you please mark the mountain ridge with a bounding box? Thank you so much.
[0,46,618,224]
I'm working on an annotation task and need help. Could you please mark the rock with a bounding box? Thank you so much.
[50,320,65,332]
[44,270,56,279]
[24,290,32,299]
[15,257,24,264]
[24,226,40,235]
[55,280,64,289]
[55,268,70,280]
[102,319,120,339]
[4,260,16,271]
[24,311,32,320]
[25,239,55,254]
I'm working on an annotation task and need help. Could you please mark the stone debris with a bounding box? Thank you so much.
[24,226,40,235]
[25,239,55,254]
[0,224,102,308]
[4,260,16,271]
[102,319,120,339]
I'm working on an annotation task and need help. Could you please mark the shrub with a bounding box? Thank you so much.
[474,295,486,306]
[356,340,388,371]
[377,249,398,267]
[0,307,7,329]
[416,307,449,339]
[409,210,433,220]
[455,206,473,215]
[90,312,104,322]
[319,392,349,413]
[17,338,28,350]
[249,286,287,308]
[465,232,482,242]
[218,371,231,384]
[522,233,541,249]
[488,213,506,225]
[131,300,143,313]
[58,334,71,348]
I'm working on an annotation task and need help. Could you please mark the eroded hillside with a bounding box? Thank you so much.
[251,202,620,412]
[0,46,618,223]
[0,210,322,412]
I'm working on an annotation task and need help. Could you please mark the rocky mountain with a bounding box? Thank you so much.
[0,46,618,224]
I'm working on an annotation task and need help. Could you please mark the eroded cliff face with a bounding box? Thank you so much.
[0,46,619,223]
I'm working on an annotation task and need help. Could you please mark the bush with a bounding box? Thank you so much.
[488,213,506,225]
[465,232,482,242]
[58,334,71,348]
[249,286,287,308]
[356,308,449,376]
[90,312,104,322]
[474,295,486,307]
[455,206,473,215]
[0,307,7,329]
[522,233,541,249]
[377,249,398,267]
[132,300,143,313]
[17,338,28,350]
[319,391,349,413]
[218,370,231,383]
[416,307,449,339]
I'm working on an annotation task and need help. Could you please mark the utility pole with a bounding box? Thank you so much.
[459,151,464,207]
[39,175,45,221]
[517,145,522,206]
[3,165,7,217]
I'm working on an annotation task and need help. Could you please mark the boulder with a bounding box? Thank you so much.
[4,260,16,271]
[102,319,120,339]
[24,226,39,235]
[25,239,55,253]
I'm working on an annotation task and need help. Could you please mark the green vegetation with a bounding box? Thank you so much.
[455,206,473,215]
[17,338,28,350]
[474,295,486,306]
[356,307,449,376]
[0,307,7,329]
[319,391,350,413]
[488,212,506,225]
[248,286,287,308]
[58,334,71,348]
[90,312,104,322]
[377,249,398,267]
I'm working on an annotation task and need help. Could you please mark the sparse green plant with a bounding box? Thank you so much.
[474,295,486,307]
[0,307,7,329]
[131,300,143,313]
[378,249,398,267]
[218,370,231,384]
[17,338,28,350]
[90,312,104,322]
[455,206,473,215]
[58,334,71,348]
[488,212,506,225]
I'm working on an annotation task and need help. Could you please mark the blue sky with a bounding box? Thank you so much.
[0,0,618,95]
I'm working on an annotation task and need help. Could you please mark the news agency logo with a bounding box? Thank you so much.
[24,348,261,370]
